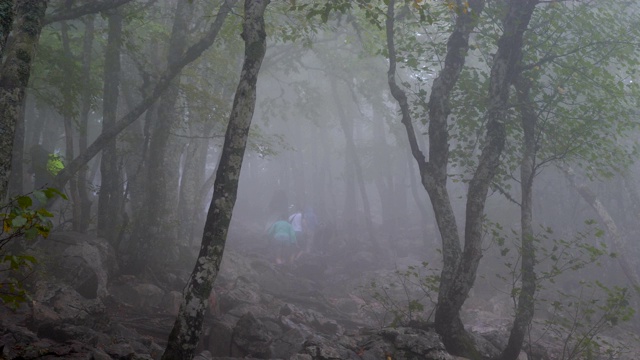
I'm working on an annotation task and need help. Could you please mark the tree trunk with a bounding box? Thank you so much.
[372,110,397,244]
[97,8,123,243]
[437,0,538,355]
[161,1,269,358]
[7,100,24,196]
[178,114,213,241]
[75,15,95,232]
[386,0,538,357]
[499,72,538,360]
[60,7,82,231]
[331,79,378,250]
[385,0,480,354]
[143,0,194,267]
[0,0,47,200]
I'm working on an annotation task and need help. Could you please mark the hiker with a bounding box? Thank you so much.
[288,207,304,259]
[267,218,297,264]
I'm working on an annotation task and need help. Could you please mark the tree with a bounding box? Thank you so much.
[386,0,539,357]
[51,0,237,197]
[161,0,269,358]
[97,7,123,243]
[0,0,48,200]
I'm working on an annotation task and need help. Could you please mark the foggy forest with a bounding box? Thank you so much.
[1,0,639,359]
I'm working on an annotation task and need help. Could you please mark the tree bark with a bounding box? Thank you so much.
[0,0,13,58]
[385,0,482,354]
[0,0,47,200]
[143,0,194,266]
[439,0,538,356]
[97,8,123,243]
[75,15,95,232]
[499,71,538,360]
[7,100,24,197]
[60,4,83,231]
[386,0,538,357]
[161,1,269,358]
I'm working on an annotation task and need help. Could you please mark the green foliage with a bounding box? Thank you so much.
[0,188,66,309]
[446,0,640,187]
[544,282,634,360]
[360,262,440,327]
[490,220,635,359]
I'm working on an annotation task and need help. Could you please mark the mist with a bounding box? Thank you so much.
[1,1,639,359]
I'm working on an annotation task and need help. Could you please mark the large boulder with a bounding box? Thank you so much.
[36,232,117,299]
[31,281,107,327]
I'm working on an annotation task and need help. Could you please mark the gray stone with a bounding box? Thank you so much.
[40,232,117,300]
[230,312,275,358]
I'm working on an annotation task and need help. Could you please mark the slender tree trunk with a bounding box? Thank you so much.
[499,73,537,360]
[0,0,47,200]
[386,0,538,357]
[161,1,269,358]
[385,0,480,354]
[97,8,123,243]
[61,8,82,230]
[372,110,396,243]
[331,79,377,249]
[437,1,538,355]
[7,100,24,196]
[143,0,194,266]
[75,15,95,232]
[178,115,213,241]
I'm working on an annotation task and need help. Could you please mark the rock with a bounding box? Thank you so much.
[31,282,107,327]
[36,322,107,346]
[230,312,276,358]
[356,327,454,360]
[39,232,117,299]
[271,328,306,359]
[301,337,355,360]
[109,277,166,311]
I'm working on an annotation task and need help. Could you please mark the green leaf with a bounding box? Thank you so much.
[33,190,47,204]
[43,187,67,200]
[17,196,32,209]
[11,216,27,227]
[24,227,39,240]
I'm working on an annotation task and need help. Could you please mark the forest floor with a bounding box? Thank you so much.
[1,226,640,359]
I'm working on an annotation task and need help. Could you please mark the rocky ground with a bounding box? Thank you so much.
[1,230,638,360]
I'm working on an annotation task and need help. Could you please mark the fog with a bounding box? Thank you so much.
[1,0,639,359]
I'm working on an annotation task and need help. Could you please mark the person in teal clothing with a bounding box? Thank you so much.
[268,219,297,264]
